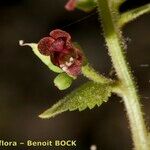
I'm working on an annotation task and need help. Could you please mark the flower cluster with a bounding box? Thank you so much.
[38,29,83,77]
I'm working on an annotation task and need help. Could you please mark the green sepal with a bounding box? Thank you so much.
[54,72,73,90]
[19,41,63,73]
[77,0,97,12]
[39,81,112,119]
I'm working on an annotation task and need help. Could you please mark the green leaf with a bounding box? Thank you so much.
[19,41,63,73]
[39,81,112,119]
[54,72,73,90]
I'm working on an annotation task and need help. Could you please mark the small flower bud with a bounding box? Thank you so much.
[65,0,97,12]
[65,0,77,11]
[54,73,73,90]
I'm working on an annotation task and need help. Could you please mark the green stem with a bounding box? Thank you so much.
[118,3,150,27]
[97,0,149,149]
[82,64,112,84]
[82,64,121,93]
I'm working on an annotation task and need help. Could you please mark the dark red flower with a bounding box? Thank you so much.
[65,0,77,11]
[38,29,83,77]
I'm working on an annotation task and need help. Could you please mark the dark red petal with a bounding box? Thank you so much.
[58,51,73,64]
[50,52,60,66]
[50,38,65,52]
[38,37,55,55]
[50,29,71,42]
[67,60,82,76]
[67,49,83,76]
[58,48,83,76]
[65,0,77,11]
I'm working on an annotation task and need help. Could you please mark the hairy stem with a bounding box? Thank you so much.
[82,64,112,84]
[118,3,150,27]
[82,64,121,93]
[97,0,149,149]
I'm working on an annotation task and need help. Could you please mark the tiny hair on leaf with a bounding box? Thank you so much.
[39,81,112,119]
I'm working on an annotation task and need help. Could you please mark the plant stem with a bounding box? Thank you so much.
[118,3,150,27]
[82,64,121,93]
[97,0,149,149]
[82,64,112,84]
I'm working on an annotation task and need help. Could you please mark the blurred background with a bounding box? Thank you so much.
[0,0,149,149]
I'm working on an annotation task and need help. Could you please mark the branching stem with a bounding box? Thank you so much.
[97,0,149,149]
[118,3,150,27]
